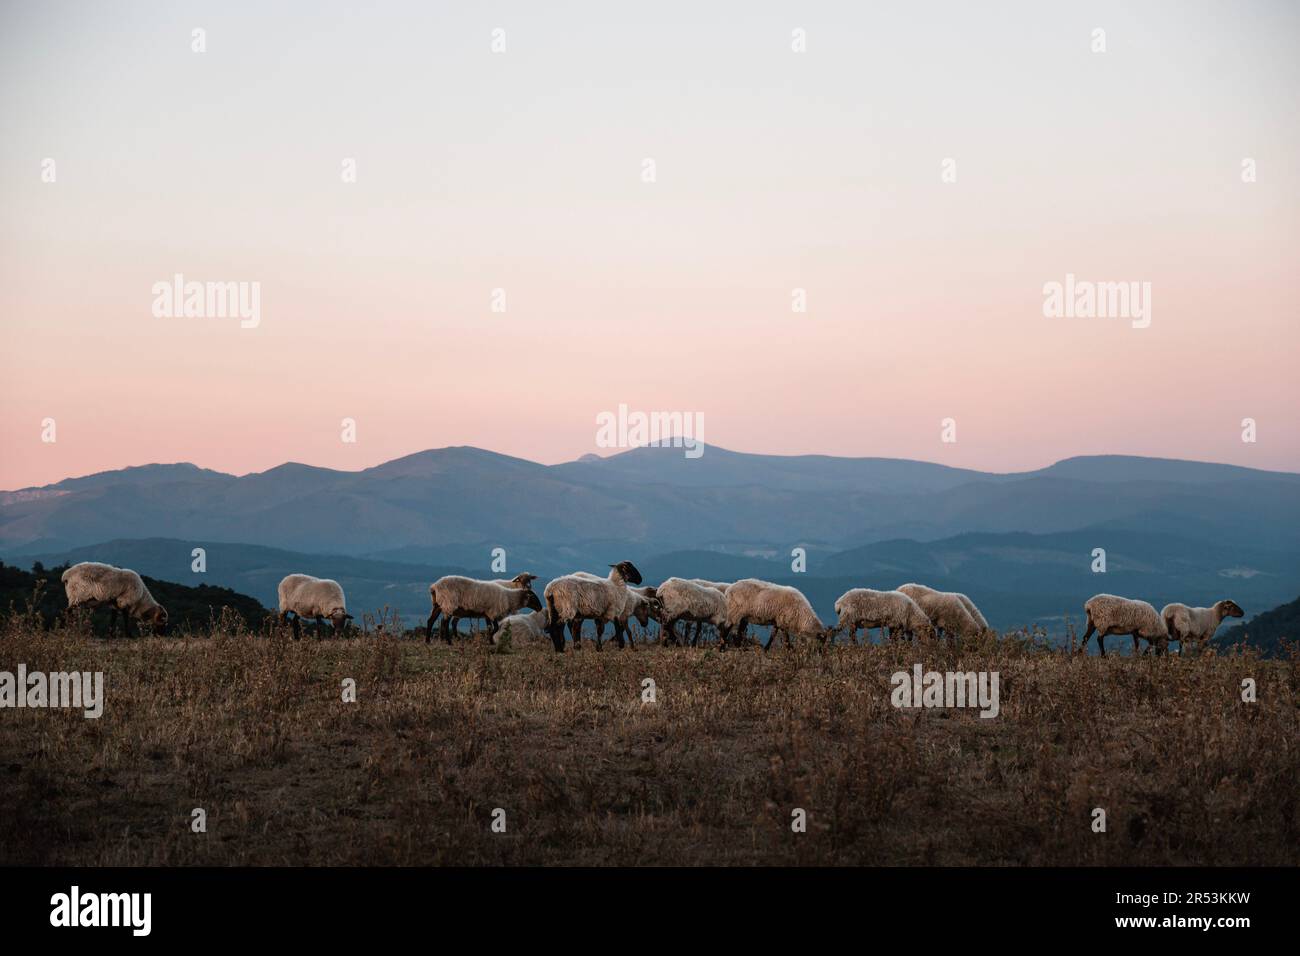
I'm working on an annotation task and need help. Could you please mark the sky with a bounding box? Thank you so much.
[1,0,1298,489]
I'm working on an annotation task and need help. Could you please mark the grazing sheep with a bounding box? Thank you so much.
[1161,600,1244,655]
[724,578,829,651]
[833,588,935,644]
[490,608,550,646]
[656,578,730,646]
[1080,594,1168,656]
[277,573,352,640]
[544,562,644,653]
[61,561,169,637]
[679,579,731,643]
[896,583,982,642]
[570,573,659,648]
[896,583,990,635]
[426,574,542,644]
[445,573,538,638]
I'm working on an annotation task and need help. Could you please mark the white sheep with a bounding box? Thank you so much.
[490,609,550,647]
[277,573,352,639]
[1080,593,1168,656]
[61,561,169,637]
[896,583,982,642]
[724,578,829,650]
[833,588,935,644]
[1160,600,1244,655]
[896,582,990,634]
[678,579,731,643]
[569,573,659,648]
[543,561,644,652]
[443,573,538,638]
[426,574,542,644]
[656,577,729,646]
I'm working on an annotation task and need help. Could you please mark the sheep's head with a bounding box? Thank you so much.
[1218,599,1244,619]
[609,561,643,585]
[915,619,938,642]
[632,597,660,627]
[509,572,538,588]
[522,588,543,612]
[330,609,354,634]
[148,606,169,635]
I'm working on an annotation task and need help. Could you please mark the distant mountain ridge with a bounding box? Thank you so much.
[2,445,1298,635]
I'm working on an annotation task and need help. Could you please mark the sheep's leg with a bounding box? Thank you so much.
[286,612,301,641]
[547,617,566,653]
[762,626,777,652]
[570,619,583,650]
[104,607,118,638]
[1132,634,1141,655]
[425,608,439,643]
[593,620,605,651]
[121,613,135,639]
[847,624,857,646]
[1079,620,1095,655]
[737,619,750,647]
[1096,630,1107,657]
[661,617,677,646]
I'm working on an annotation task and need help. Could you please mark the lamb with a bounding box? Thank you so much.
[724,578,829,651]
[896,583,983,642]
[1079,594,1168,656]
[543,561,644,653]
[1161,600,1244,655]
[896,583,990,635]
[426,574,542,644]
[61,561,169,637]
[656,577,730,646]
[833,588,935,644]
[445,573,538,638]
[277,573,352,639]
[490,609,550,647]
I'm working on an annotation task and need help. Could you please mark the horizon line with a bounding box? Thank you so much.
[8,442,1300,492]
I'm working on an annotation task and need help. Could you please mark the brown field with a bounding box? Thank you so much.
[1,615,1297,866]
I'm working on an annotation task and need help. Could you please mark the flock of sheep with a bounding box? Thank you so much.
[57,560,1244,656]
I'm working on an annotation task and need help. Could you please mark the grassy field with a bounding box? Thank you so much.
[1,615,1296,866]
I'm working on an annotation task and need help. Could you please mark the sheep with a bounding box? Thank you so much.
[543,561,644,653]
[724,578,829,651]
[426,574,542,644]
[679,579,731,643]
[1161,600,1244,655]
[444,573,538,638]
[277,573,352,639]
[490,609,550,647]
[1079,594,1168,656]
[833,588,935,644]
[61,561,169,637]
[896,583,982,642]
[656,578,730,646]
[896,582,990,635]
[568,572,659,648]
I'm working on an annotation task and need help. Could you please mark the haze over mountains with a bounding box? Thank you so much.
[3,445,1298,637]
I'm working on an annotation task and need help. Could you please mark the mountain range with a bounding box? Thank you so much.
[3,445,1298,638]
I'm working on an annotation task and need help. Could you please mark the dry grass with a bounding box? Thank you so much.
[1,617,1296,866]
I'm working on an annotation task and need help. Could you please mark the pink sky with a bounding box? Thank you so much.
[2,1,1298,488]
